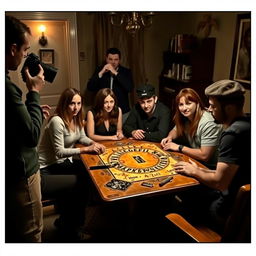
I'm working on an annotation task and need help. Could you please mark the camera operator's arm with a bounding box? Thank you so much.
[24,64,45,92]
[16,64,46,146]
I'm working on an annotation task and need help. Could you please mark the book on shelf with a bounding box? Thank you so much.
[164,64,192,82]
[183,65,192,81]
[168,34,196,53]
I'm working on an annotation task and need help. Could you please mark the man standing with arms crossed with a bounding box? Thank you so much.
[5,15,47,242]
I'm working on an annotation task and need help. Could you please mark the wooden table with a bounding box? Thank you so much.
[77,139,203,201]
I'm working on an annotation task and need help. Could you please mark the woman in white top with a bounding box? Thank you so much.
[39,88,105,168]
[161,88,222,169]
[39,88,105,241]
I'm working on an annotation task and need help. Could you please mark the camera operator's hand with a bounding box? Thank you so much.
[24,64,45,93]
[41,105,51,119]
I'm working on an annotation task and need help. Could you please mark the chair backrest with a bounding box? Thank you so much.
[221,184,251,242]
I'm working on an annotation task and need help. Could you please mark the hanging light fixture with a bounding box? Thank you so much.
[110,12,154,36]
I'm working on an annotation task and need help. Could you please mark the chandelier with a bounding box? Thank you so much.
[110,12,154,36]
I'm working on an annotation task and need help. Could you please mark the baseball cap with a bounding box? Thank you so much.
[136,84,155,98]
[205,80,245,98]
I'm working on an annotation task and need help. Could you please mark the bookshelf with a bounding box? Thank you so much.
[159,36,216,120]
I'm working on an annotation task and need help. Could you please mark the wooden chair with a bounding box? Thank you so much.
[165,184,251,242]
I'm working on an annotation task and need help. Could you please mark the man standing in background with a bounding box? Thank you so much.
[87,47,133,123]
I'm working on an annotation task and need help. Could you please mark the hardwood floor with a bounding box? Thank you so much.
[42,195,193,243]
[42,205,60,242]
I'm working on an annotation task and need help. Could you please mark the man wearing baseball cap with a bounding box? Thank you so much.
[173,80,250,237]
[123,84,171,142]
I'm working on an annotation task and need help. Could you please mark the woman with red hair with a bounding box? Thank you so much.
[161,88,222,168]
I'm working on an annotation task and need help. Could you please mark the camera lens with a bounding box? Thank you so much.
[21,53,58,83]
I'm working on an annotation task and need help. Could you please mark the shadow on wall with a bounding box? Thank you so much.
[84,89,96,107]
[83,89,96,120]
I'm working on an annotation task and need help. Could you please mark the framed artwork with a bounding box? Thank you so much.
[230,13,251,89]
[40,49,54,65]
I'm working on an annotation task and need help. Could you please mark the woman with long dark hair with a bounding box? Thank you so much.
[38,88,105,241]
[87,88,124,141]
[161,88,222,168]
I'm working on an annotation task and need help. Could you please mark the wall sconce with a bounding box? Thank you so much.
[38,25,48,46]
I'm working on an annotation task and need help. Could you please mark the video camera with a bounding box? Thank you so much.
[21,53,58,83]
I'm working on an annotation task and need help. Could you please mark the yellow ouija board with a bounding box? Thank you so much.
[99,143,177,182]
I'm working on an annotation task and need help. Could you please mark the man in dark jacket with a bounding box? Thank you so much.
[5,15,47,242]
[87,48,133,122]
[123,84,171,142]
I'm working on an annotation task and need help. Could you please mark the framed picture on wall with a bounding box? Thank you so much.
[230,13,251,89]
[40,49,54,65]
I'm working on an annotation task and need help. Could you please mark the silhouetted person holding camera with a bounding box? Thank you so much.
[5,15,47,242]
